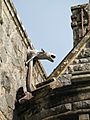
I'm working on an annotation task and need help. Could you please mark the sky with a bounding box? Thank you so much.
[12,0,89,75]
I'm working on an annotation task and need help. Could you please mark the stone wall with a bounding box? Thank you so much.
[0,0,46,119]
[15,3,90,120]
[16,78,90,120]
[48,3,90,88]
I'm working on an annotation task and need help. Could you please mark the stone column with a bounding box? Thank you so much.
[79,114,89,120]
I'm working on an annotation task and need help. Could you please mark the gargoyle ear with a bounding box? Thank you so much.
[41,48,45,52]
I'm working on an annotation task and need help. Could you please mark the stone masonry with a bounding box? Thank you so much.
[15,2,90,120]
[0,0,47,119]
[1,0,90,120]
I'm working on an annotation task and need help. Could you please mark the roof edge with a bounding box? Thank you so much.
[3,0,47,78]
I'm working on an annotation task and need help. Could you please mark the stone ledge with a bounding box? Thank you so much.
[72,70,90,75]
[43,109,90,120]
[73,99,90,110]
[36,79,54,88]
[71,74,90,83]
[16,84,90,114]
[29,103,72,120]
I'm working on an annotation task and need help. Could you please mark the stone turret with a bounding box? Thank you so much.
[70,3,90,81]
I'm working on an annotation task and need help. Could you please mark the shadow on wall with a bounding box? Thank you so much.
[12,87,25,120]
[13,109,19,120]
[12,87,33,120]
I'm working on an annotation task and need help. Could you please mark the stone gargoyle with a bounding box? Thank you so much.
[25,47,56,92]
[25,48,56,65]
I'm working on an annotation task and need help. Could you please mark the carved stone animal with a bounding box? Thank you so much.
[26,47,56,92]
[26,48,56,65]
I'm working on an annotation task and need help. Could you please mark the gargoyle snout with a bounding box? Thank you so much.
[51,54,56,59]
[49,54,56,62]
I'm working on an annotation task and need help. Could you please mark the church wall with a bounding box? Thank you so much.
[0,0,46,119]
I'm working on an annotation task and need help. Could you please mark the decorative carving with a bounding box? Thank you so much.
[25,48,56,65]
[26,47,56,92]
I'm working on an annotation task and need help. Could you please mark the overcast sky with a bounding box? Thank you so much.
[12,0,88,75]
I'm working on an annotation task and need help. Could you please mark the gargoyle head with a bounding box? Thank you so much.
[36,49,56,62]
[48,53,56,62]
[26,48,56,65]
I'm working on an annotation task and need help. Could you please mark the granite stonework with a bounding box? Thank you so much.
[15,3,90,120]
[1,0,90,120]
[16,82,90,120]
[0,0,46,120]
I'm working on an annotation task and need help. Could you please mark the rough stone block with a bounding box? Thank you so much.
[79,114,89,120]
[0,111,7,120]
[73,100,90,110]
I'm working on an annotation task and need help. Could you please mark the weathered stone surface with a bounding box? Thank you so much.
[79,58,90,63]
[71,4,89,46]
[69,63,90,72]
[1,71,11,93]
[0,111,7,120]
[58,74,71,86]
[73,100,90,110]
[16,81,90,119]
[28,103,72,120]
[0,0,46,120]
[0,87,9,119]
[21,3,90,120]
[79,48,90,58]
[1,1,90,120]
[73,59,79,64]
[79,114,89,120]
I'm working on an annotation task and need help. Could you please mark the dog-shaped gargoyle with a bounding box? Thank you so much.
[25,48,56,65]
